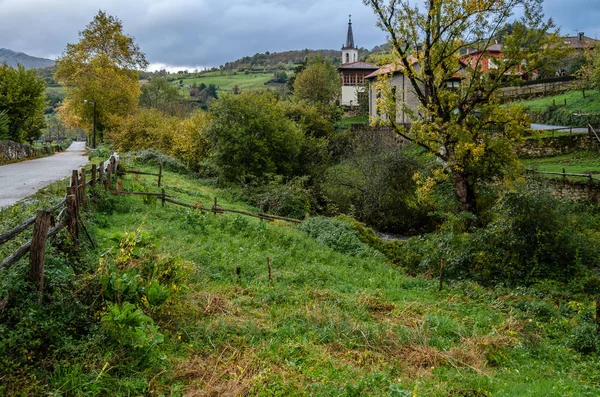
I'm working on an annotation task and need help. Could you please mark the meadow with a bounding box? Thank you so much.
[2,156,599,396]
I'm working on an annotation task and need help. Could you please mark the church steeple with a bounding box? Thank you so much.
[345,15,355,49]
[341,14,358,64]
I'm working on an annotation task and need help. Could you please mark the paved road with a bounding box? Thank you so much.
[530,123,588,133]
[0,142,89,208]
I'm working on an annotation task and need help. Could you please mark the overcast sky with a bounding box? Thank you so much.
[0,0,598,71]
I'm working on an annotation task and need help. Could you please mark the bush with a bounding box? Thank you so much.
[394,189,600,286]
[323,145,439,234]
[243,175,313,219]
[206,91,304,182]
[298,216,383,259]
[569,323,599,354]
[130,149,189,174]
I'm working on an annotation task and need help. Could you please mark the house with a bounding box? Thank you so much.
[365,58,464,124]
[461,43,504,74]
[338,16,379,107]
[364,59,423,125]
[563,33,598,51]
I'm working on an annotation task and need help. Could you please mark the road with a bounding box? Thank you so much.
[0,142,89,208]
[530,123,588,133]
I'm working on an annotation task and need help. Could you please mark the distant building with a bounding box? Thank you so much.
[563,33,599,51]
[338,16,379,107]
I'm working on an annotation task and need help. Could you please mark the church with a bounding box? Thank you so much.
[337,16,379,108]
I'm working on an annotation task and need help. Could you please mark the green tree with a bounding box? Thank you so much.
[139,78,182,115]
[54,11,147,141]
[293,57,339,106]
[205,84,218,99]
[0,63,47,143]
[206,91,304,181]
[0,110,9,140]
[364,0,565,213]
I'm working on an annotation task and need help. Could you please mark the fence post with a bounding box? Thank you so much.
[66,189,79,245]
[267,257,272,283]
[439,257,446,292]
[158,163,163,188]
[80,168,86,205]
[71,170,80,205]
[105,168,111,191]
[91,164,97,187]
[213,197,218,214]
[98,162,104,185]
[29,210,52,303]
[563,168,566,183]
[161,188,165,207]
[259,204,264,222]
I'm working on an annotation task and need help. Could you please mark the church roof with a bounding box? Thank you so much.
[343,15,355,49]
[338,61,380,71]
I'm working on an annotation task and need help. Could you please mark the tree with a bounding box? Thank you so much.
[0,63,47,143]
[139,77,183,115]
[363,0,565,213]
[293,57,339,106]
[0,110,9,140]
[576,46,600,90]
[206,91,304,181]
[205,84,218,99]
[54,11,147,141]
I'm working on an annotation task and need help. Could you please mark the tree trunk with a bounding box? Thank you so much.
[451,171,477,213]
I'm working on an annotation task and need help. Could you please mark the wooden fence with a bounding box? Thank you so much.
[0,153,119,303]
[526,168,600,183]
[0,155,305,303]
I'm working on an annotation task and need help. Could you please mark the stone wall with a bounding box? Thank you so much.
[0,140,67,164]
[529,177,600,203]
[517,134,599,158]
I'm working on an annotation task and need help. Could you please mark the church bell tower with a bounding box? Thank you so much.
[341,15,358,64]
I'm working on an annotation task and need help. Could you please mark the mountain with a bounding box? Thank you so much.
[0,48,54,69]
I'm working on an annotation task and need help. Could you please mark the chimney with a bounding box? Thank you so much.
[579,32,584,41]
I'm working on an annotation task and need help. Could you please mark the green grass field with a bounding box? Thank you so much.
[174,71,286,95]
[523,150,600,175]
[4,159,599,395]
[517,89,600,114]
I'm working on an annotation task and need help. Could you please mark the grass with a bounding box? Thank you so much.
[173,71,285,95]
[336,114,369,129]
[2,160,600,395]
[517,89,600,114]
[523,151,600,174]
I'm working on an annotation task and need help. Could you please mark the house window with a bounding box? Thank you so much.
[346,53,349,63]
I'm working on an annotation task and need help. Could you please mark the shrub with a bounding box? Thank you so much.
[131,149,189,173]
[206,91,304,182]
[569,323,599,354]
[298,216,383,258]
[323,146,439,234]
[394,190,600,286]
[243,175,312,219]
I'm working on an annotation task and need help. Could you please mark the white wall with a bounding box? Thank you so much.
[341,85,365,106]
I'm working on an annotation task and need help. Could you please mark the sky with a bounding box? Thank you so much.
[0,0,598,72]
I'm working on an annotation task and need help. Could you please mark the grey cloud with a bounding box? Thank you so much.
[0,0,598,69]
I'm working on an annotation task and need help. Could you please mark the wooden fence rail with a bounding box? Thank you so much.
[123,191,304,223]
[526,168,600,182]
